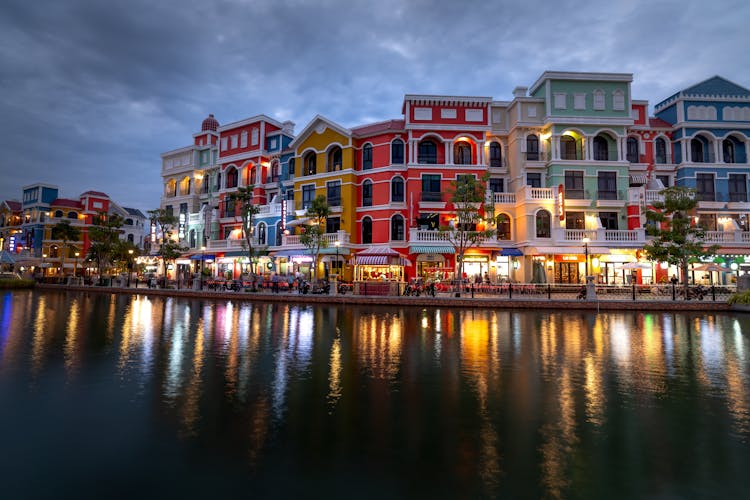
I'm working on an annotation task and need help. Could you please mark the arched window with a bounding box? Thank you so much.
[363,180,373,207]
[536,210,551,238]
[304,152,317,176]
[167,179,177,197]
[418,140,438,164]
[391,177,404,202]
[215,173,222,191]
[127,234,134,244]
[328,146,342,172]
[125,218,133,226]
[691,138,705,163]
[180,176,191,195]
[288,158,296,177]
[723,139,736,163]
[561,136,578,160]
[249,166,257,185]
[496,214,511,240]
[257,222,267,245]
[68,212,77,219]
[270,160,280,181]
[362,217,372,244]
[391,214,405,241]
[276,222,283,246]
[626,137,639,163]
[226,167,239,188]
[391,139,405,164]
[54,210,63,218]
[362,144,373,170]
[655,138,667,164]
[593,136,609,161]
[489,142,502,167]
[526,135,539,161]
[454,141,472,165]
[189,230,196,248]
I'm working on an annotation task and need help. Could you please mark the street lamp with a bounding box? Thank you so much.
[127,249,134,287]
[582,237,590,278]
[74,251,80,280]
[41,253,47,280]
[200,245,206,290]
[334,240,340,294]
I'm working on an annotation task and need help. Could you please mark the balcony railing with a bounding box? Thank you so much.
[421,192,443,202]
[281,230,350,247]
[492,192,516,204]
[410,229,450,242]
[561,229,646,244]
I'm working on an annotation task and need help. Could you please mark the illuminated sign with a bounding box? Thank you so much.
[178,213,186,239]
[558,184,565,221]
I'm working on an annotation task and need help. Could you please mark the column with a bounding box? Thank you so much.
[445,140,452,165]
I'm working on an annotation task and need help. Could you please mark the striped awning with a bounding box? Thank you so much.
[357,255,411,266]
[629,174,648,186]
[409,245,455,254]
[499,248,523,257]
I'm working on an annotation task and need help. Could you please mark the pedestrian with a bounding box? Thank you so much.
[287,273,294,292]
[271,273,279,293]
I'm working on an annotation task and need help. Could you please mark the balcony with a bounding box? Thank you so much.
[281,230,350,248]
[490,192,516,205]
[559,228,646,246]
[408,228,498,248]
[703,231,750,245]
[206,237,266,251]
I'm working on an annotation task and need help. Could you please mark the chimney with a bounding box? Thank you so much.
[513,86,528,98]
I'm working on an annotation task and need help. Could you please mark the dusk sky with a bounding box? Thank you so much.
[1,0,748,212]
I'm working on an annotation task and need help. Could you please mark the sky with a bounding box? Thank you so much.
[1,0,749,212]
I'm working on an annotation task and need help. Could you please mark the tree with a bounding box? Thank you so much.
[299,195,330,281]
[148,208,185,284]
[87,213,124,284]
[51,219,81,281]
[228,186,262,284]
[643,186,719,297]
[439,174,495,296]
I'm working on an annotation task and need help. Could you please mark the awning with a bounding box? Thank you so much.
[270,249,305,257]
[0,250,16,264]
[499,248,523,257]
[286,217,311,227]
[525,246,610,255]
[716,248,750,255]
[629,174,648,186]
[189,254,216,260]
[410,245,456,254]
[357,255,411,266]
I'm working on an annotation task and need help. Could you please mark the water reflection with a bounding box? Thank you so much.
[0,291,749,498]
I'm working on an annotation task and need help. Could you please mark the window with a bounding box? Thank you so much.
[251,129,259,146]
[593,90,605,110]
[489,142,502,167]
[286,189,294,201]
[270,161,280,182]
[167,179,177,197]
[418,140,438,164]
[362,144,373,170]
[612,90,625,111]
[729,174,748,202]
[599,212,619,230]
[391,177,405,202]
[240,131,248,148]
[489,178,504,193]
[391,139,405,164]
[326,217,340,234]
[362,217,372,244]
[257,223,266,245]
[565,171,585,199]
[302,185,315,209]
[221,137,228,151]
[526,135,539,161]
[327,181,341,207]
[215,173,222,191]
[128,233,135,244]
[363,180,373,207]
[421,174,441,201]
[565,211,585,229]
[226,167,238,188]
[593,136,610,161]
[54,210,63,218]
[527,173,541,188]
[536,210,551,238]
[656,175,670,188]
[304,153,317,175]
[553,93,566,109]
[391,214,405,240]
[696,173,715,201]
[328,146,342,172]
[231,135,238,149]
[496,214,511,240]
[561,135,578,160]
[691,138,705,163]
[626,137,639,163]
[454,141,472,164]
[597,172,617,200]
[655,138,667,164]
[723,139,736,163]
[68,212,77,219]
[276,222,283,246]
[287,158,295,179]
[574,93,586,110]
[697,214,717,231]
[224,198,235,217]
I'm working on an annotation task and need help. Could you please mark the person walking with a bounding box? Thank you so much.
[271,273,279,294]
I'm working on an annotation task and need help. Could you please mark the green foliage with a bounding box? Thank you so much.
[51,219,82,276]
[148,208,186,271]
[728,291,750,305]
[228,186,262,275]
[300,195,330,280]
[0,278,36,289]
[643,186,719,290]
[439,174,495,283]
[87,213,125,279]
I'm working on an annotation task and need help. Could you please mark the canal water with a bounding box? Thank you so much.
[0,290,748,498]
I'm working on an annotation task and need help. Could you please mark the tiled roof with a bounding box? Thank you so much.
[352,119,405,137]
[4,200,22,211]
[123,207,146,218]
[648,118,672,128]
[51,198,83,209]
[683,76,750,97]
[80,190,109,198]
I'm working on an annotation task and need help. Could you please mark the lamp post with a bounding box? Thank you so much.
[200,245,206,290]
[127,249,134,287]
[74,251,80,281]
[582,237,590,278]
[41,253,47,281]
[334,240,340,294]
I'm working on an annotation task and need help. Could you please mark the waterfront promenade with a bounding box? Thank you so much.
[36,282,734,312]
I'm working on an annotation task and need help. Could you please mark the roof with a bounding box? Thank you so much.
[3,200,21,211]
[648,117,672,128]
[123,207,146,218]
[51,198,83,209]
[351,119,405,137]
[288,115,351,149]
[682,76,750,97]
[80,190,109,198]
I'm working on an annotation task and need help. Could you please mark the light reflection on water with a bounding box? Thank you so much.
[0,290,749,498]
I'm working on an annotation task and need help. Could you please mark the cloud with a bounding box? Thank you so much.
[0,0,749,211]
